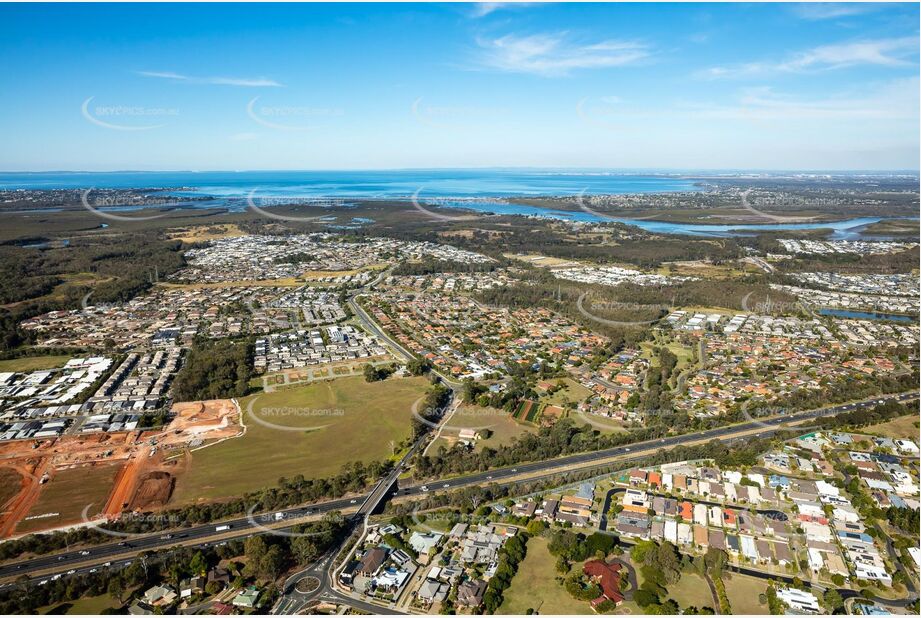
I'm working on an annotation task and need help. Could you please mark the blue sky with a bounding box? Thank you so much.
[0,2,918,171]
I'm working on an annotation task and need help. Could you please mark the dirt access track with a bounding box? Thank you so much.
[0,399,240,538]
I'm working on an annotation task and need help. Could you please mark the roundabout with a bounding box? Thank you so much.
[295,576,321,595]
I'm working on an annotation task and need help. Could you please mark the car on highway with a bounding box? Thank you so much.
[421,485,428,492]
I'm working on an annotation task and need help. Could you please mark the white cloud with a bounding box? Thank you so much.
[137,71,283,87]
[476,32,650,76]
[790,3,878,21]
[469,3,539,18]
[686,78,919,122]
[700,36,918,78]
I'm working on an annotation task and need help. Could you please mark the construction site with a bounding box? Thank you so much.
[0,399,240,538]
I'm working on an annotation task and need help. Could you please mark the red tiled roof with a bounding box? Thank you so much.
[583,560,624,605]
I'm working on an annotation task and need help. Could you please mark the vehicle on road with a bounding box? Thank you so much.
[215,525,231,532]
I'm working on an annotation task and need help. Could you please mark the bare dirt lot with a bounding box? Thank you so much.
[0,399,240,537]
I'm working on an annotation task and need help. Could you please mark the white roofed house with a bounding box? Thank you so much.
[740,534,759,561]
[777,587,820,614]
[832,503,861,523]
[815,480,841,499]
[409,531,443,557]
[894,439,920,455]
[677,522,693,546]
[664,519,678,544]
[708,506,723,528]
[693,503,708,526]
[802,521,833,543]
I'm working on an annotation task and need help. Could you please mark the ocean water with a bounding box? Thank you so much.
[0,169,699,196]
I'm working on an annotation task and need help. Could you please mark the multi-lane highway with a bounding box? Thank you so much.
[1,390,915,587]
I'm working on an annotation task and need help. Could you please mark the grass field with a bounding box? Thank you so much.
[17,463,122,534]
[665,573,715,611]
[641,339,695,381]
[655,261,754,279]
[430,405,533,453]
[171,375,430,504]
[503,253,585,268]
[723,572,769,615]
[862,415,919,440]
[543,378,593,406]
[0,467,23,506]
[167,223,244,243]
[498,537,594,615]
[39,593,122,614]
[0,355,72,372]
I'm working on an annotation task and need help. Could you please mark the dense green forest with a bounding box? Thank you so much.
[393,258,498,275]
[172,339,253,401]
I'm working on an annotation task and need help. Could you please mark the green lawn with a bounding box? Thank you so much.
[641,340,693,367]
[665,573,715,612]
[543,378,594,406]
[498,537,595,615]
[40,593,122,614]
[171,375,430,504]
[723,572,770,615]
[0,355,72,373]
[18,463,121,534]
